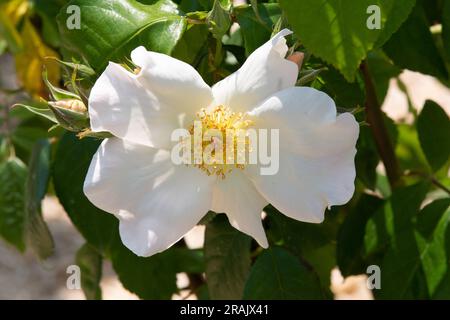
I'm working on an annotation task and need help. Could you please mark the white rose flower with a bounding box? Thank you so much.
[83,29,359,257]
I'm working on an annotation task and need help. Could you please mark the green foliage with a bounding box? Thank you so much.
[25,140,54,259]
[32,0,68,48]
[235,3,280,56]
[315,65,365,109]
[265,205,341,295]
[364,182,431,298]
[374,0,416,48]
[56,0,186,71]
[110,237,204,299]
[243,247,323,299]
[207,0,231,40]
[395,123,429,172]
[76,243,103,300]
[384,3,449,81]
[415,198,450,297]
[337,194,385,276]
[172,24,209,65]
[13,102,57,124]
[204,214,252,299]
[355,126,379,189]
[367,51,401,103]
[279,0,402,81]
[0,158,27,251]
[417,100,450,172]
[110,239,179,299]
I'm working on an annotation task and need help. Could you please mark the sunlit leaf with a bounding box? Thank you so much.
[76,243,102,300]
[56,0,186,71]
[243,247,323,299]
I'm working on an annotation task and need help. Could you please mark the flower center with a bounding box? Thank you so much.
[188,105,254,179]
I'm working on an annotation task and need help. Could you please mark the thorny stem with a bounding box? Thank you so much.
[360,60,401,188]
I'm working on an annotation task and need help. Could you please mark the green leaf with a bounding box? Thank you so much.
[110,235,204,300]
[235,3,280,56]
[48,102,89,132]
[374,0,416,48]
[207,0,231,40]
[337,194,384,276]
[25,140,54,260]
[314,66,365,109]
[110,238,177,300]
[13,103,57,124]
[366,182,431,299]
[243,247,323,299]
[367,51,401,103]
[172,24,209,65]
[383,4,448,81]
[414,198,450,297]
[265,205,340,293]
[171,247,205,274]
[179,0,206,12]
[279,0,392,81]
[0,138,9,162]
[396,123,429,172]
[56,0,186,71]
[76,243,103,300]
[415,198,450,238]
[249,0,265,25]
[355,126,379,189]
[204,214,252,299]
[377,195,450,299]
[32,0,67,47]
[417,100,450,172]
[365,182,429,258]
[297,67,327,86]
[43,69,81,101]
[0,157,27,251]
[53,133,118,254]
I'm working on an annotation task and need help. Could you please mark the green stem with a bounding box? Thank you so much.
[360,60,401,188]
[214,38,222,68]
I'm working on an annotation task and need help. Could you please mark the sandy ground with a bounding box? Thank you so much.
[0,197,136,299]
[0,196,205,299]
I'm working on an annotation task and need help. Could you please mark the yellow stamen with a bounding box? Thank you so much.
[187,105,254,179]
